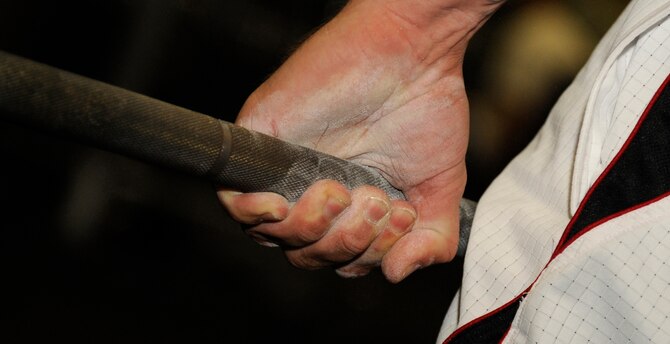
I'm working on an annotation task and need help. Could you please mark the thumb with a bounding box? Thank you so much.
[381,165,466,283]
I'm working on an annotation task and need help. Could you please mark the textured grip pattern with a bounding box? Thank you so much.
[217,124,405,201]
[457,198,477,257]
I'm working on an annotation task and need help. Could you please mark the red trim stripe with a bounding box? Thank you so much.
[552,72,670,258]
[444,72,670,343]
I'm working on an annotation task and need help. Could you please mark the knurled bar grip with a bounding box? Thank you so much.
[0,50,474,256]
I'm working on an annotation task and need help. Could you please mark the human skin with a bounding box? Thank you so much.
[218,0,505,283]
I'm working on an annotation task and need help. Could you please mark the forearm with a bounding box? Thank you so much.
[243,0,506,136]
[338,0,507,65]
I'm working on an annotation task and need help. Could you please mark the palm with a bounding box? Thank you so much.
[237,5,468,267]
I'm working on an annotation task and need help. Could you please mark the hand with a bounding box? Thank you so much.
[219,0,504,282]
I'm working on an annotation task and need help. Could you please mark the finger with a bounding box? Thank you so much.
[381,166,466,283]
[335,200,416,278]
[217,188,290,224]
[283,186,391,270]
[247,179,352,247]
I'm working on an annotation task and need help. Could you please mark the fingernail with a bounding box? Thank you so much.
[259,211,284,222]
[400,264,423,280]
[335,268,366,279]
[219,190,242,203]
[248,231,279,248]
[388,208,416,235]
[323,196,350,221]
[365,197,390,225]
[249,211,284,224]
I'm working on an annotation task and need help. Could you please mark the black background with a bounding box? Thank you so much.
[0,0,583,343]
[0,1,465,343]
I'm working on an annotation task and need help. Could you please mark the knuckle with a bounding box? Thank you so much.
[334,230,371,257]
[286,251,324,270]
[290,210,337,244]
[293,224,326,244]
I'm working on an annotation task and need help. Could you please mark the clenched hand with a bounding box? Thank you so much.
[219,0,504,282]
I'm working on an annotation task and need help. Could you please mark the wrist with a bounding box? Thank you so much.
[341,0,506,66]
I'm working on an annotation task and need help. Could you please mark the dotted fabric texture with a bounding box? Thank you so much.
[508,14,670,342]
[510,200,670,343]
[438,1,670,342]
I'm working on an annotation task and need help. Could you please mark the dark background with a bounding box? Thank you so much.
[0,1,625,343]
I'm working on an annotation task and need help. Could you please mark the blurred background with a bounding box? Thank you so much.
[0,1,627,343]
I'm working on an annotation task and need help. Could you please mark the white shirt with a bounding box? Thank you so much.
[438,1,670,342]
